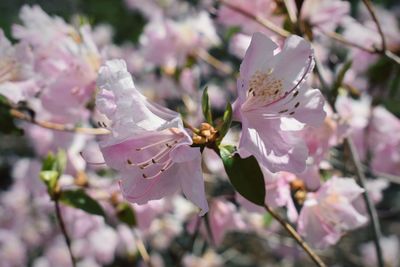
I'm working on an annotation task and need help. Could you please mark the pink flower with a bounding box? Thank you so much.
[297,177,367,249]
[0,29,38,103]
[188,198,246,246]
[12,5,100,123]
[234,32,326,173]
[95,59,208,215]
[368,106,400,175]
[360,235,399,267]
[217,0,283,36]
[335,94,371,160]
[139,12,219,68]
[301,0,350,32]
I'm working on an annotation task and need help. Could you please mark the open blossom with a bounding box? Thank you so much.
[368,106,400,175]
[300,0,350,32]
[360,235,399,267]
[139,12,220,69]
[234,32,325,173]
[0,29,38,103]
[297,177,368,249]
[187,198,246,246]
[12,5,100,123]
[95,59,208,215]
[217,0,283,36]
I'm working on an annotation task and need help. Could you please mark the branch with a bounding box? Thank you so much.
[133,230,154,267]
[10,108,110,135]
[263,204,327,267]
[344,138,385,267]
[219,0,290,38]
[55,200,77,267]
[194,49,234,75]
[318,29,375,53]
[362,0,386,52]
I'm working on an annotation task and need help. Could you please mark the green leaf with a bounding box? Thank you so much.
[201,86,213,124]
[60,189,106,218]
[217,102,233,144]
[219,145,266,206]
[39,170,59,196]
[116,202,137,227]
[40,151,67,197]
[42,150,67,174]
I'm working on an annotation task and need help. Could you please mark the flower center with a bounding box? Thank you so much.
[242,69,284,111]
[126,128,185,179]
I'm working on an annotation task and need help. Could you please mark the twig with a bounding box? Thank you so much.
[362,0,386,52]
[194,49,233,75]
[133,230,154,267]
[344,138,385,267]
[263,204,327,267]
[319,29,375,53]
[384,50,400,65]
[55,200,77,267]
[219,0,290,38]
[317,28,400,65]
[204,213,215,246]
[10,108,110,135]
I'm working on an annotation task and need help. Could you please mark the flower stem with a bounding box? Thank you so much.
[133,230,154,267]
[344,137,385,267]
[263,204,327,267]
[10,108,110,135]
[219,0,290,38]
[55,200,77,267]
[362,0,386,52]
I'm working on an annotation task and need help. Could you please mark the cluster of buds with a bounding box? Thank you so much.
[192,123,218,145]
[290,179,307,206]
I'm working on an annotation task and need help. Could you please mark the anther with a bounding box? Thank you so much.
[294,102,300,108]
[127,159,133,165]
[279,109,288,114]
[289,111,295,115]
[293,91,299,97]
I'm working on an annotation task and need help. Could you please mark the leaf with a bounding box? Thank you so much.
[216,102,233,144]
[39,170,59,196]
[219,145,266,206]
[42,150,67,174]
[116,202,137,227]
[60,189,106,218]
[201,86,212,124]
[40,151,66,197]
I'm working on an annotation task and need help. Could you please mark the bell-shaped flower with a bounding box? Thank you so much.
[94,59,208,215]
[234,32,326,173]
[297,177,368,249]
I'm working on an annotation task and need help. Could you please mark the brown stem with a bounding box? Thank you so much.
[318,28,400,65]
[319,29,375,53]
[219,0,290,38]
[344,138,385,267]
[194,49,234,75]
[133,230,154,267]
[263,204,327,267]
[362,0,386,52]
[10,108,110,135]
[55,200,77,267]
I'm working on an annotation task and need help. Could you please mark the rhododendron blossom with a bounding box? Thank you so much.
[95,59,208,215]
[234,32,326,173]
[297,177,368,248]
